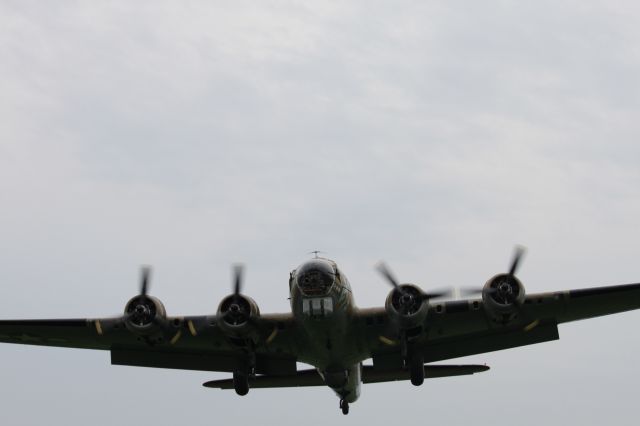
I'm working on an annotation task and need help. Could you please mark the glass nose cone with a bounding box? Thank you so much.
[296,259,335,296]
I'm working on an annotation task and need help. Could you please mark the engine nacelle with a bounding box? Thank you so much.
[482,273,526,323]
[123,295,168,336]
[385,284,429,330]
[216,294,260,339]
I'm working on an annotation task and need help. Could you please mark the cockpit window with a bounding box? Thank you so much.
[296,259,336,296]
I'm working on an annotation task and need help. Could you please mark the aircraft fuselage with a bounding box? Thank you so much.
[289,258,363,403]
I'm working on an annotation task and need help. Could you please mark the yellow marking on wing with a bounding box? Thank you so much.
[378,335,397,346]
[523,319,540,332]
[170,330,182,345]
[266,327,278,344]
[188,320,197,336]
[94,320,103,336]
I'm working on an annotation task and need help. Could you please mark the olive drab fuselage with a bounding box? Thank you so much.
[289,258,362,403]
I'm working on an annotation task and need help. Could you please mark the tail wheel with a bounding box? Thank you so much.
[340,399,349,415]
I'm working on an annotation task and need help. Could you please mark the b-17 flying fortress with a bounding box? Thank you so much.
[1,247,639,414]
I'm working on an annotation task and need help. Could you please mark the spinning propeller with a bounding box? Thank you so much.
[461,246,526,302]
[124,266,157,327]
[461,246,540,331]
[376,262,452,315]
[221,264,253,326]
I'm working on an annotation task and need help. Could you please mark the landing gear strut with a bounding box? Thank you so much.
[399,332,425,387]
[408,354,425,386]
[339,399,349,415]
[233,370,250,396]
[232,351,255,396]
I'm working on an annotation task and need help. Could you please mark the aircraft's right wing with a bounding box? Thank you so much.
[0,313,301,376]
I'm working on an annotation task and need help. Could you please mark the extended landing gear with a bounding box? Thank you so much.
[232,353,255,396]
[399,331,425,387]
[233,370,250,396]
[408,354,425,386]
[339,399,349,415]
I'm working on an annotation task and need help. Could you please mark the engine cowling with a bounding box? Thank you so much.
[482,273,526,323]
[385,284,429,330]
[123,295,168,336]
[216,294,260,339]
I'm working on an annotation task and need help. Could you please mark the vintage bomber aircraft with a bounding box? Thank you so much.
[1,248,640,415]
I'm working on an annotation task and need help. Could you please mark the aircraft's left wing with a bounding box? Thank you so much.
[361,282,640,368]
[0,314,300,376]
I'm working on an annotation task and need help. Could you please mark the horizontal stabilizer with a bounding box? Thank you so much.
[203,364,489,389]
[365,364,489,384]
[204,369,323,389]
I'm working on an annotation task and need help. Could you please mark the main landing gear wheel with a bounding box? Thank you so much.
[233,371,249,396]
[340,399,349,415]
[409,355,425,386]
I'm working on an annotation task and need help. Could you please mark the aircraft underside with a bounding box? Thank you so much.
[1,248,640,415]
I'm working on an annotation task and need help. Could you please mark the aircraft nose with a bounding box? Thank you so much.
[296,259,336,296]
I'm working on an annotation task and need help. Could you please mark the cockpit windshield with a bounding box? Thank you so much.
[296,259,336,296]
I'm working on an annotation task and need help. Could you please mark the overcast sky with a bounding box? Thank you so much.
[2,1,640,425]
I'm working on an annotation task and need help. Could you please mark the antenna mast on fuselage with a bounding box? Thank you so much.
[309,250,326,259]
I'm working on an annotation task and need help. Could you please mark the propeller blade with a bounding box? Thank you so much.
[508,246,526,276]
[233,264,244,296]
[140,266,151,297]
[460,286,499,297]
[376,262,400,289]
[420,287,454,300]
[459,287,483,297]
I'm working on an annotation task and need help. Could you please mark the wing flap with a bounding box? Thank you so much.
[112,347,297,375]
[370,322,559,369]
[422,321,559,363]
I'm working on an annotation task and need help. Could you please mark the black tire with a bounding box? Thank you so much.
[409,355,425,386]
[233,371,250,396]
[340,400,349,415]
